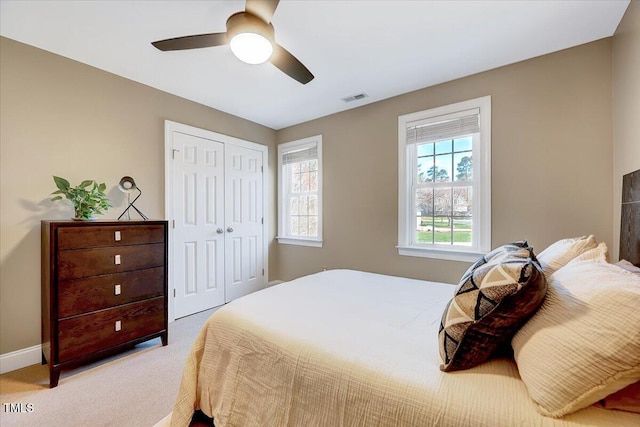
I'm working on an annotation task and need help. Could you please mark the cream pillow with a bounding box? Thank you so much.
[512,243,640,417]
[536,235,598,277]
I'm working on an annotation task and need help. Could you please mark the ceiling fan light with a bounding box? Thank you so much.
[230,32,273,65]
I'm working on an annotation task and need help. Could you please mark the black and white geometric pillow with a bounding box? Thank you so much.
[439,241,547,372]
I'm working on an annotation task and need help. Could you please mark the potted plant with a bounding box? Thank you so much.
[50,176,112,220]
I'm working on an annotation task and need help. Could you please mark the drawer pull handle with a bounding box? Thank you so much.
[115,255,121,265]
[115,320,122,332]
[114,284,121,295]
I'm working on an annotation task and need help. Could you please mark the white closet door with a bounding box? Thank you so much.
[224,143,264,302]
[172,132,225,318]
[167,121,268,320]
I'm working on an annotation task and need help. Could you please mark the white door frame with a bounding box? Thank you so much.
[164,120,269,322]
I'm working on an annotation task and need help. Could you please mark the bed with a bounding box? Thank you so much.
[168,170,640,427]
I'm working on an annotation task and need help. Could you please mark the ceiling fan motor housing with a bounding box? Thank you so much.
[226,12,275,45]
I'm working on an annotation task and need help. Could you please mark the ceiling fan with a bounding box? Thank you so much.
[151,0,314,84]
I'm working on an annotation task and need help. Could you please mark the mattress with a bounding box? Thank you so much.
[170,269,640,426]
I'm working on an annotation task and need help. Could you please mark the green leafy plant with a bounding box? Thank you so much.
[50,176,112,220]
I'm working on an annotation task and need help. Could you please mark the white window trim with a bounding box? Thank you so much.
[277,236,323,248]
[277,135,323,247]
[397,96,491,262]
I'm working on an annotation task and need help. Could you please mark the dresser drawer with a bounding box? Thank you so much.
[58,267,165,318]
[58,243,165,280]
[57,297,165,363]
[57,225,165,250]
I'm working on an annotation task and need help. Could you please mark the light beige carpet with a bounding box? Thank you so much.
[0,308,217,427]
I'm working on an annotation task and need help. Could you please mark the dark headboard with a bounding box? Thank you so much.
[620,169,640,266]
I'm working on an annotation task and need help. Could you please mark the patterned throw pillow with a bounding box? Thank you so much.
[439,241,547,372]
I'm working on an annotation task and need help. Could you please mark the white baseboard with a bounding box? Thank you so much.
[0,345,41,374]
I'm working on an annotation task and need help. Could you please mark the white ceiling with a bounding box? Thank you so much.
[0,0,630,130]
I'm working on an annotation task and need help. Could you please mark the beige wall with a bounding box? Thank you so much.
[0,37,277,355]
[275,39,614,283]
[613,0,640,262]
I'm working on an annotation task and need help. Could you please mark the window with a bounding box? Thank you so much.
[277,135,323,247]
[398,96,491,261]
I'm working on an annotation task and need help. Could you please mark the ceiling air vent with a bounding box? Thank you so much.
[341,93,369,103]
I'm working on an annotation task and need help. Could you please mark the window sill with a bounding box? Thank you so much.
[396,245,483,262]
[277,237,323,248]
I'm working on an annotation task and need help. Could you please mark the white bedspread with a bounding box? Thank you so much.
[170,269,640,426]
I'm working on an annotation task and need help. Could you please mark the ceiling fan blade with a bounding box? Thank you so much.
[270,44,314,84]
[152,32,227,51]
[245,0,280,23]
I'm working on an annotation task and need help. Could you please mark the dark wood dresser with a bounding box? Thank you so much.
[41,220,168,387]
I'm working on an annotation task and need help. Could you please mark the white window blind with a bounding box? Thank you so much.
[406,108,480,145]
[282,143,317,164]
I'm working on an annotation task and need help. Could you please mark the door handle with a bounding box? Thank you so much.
[226,227,234,233]
[216,228,224,234]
